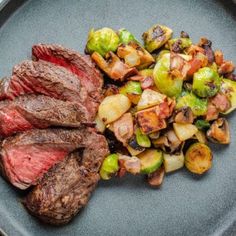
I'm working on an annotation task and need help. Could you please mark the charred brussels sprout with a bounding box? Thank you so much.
[176,91,208,116]
[100,154,119,180]
[142,24,173,52]
[166,38,192,52]
[118,28,139,44]
[86,27,120,56]
[192,67,221,98]
[185,142,212,174]
[153,53,183,97]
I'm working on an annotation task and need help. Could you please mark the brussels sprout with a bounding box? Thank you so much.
[138,149,163,174]
[176,91,208,116]
[135,128,151,148]
[153,53,183,97]
[192,67,221,98]
[86,27,120,56]
[142,24,173,52]
[221,78,236,114]
[195,119,210,130]
[119,81,142,95]
[100,154,119,180]
[166,38,192,52]
[156,50,170,61]
[118,28,139,44]
[185,142,212,174]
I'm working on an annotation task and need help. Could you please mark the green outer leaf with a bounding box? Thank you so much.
[176,90,208,116]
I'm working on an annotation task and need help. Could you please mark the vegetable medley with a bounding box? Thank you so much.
[85,24,236,187]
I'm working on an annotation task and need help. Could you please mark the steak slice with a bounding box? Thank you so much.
[0,60,98,119]
[0,95,90,137]
[24,153,100,225]
[32,44,103,101]
[0,127,108,190]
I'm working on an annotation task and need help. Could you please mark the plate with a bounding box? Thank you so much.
[0,0,236,235]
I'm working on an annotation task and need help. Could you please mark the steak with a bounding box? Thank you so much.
[0,60,99,119]
[0,95,90,137]
[32,44,103,101]
[24,153,99,225]
[0,127,108,190]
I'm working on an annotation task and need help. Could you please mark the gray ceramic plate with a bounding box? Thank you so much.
[0,0,236,235]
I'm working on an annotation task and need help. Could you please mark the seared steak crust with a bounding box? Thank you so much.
[24,153,100,225]
[0,95,90,136]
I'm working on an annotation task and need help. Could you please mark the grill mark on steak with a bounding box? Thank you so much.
[24,152,100,225]
[32,44,103,102]
[0,60,99,120]
[0,95,90,136]
[0,127,109,190]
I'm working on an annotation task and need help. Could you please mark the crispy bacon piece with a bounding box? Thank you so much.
[214,50,224,66]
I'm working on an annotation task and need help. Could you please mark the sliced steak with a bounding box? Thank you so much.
[0,95,90,137]
[0,60,98,119]
[32,44,103,101]
[24,153,100,225]
[0,127,108,190]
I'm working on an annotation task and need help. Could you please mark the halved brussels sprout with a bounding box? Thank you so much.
[221,78,236,114]
[176,90,208,116]
[185,142,212,174]
[86,27,120,56]
[100,154,119,180]
[138,149,163,174]
[192,67,221,98]
[166,38,192,52]
[118,28,139,44]
[142,24,173,52]
[153,53,183,97]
